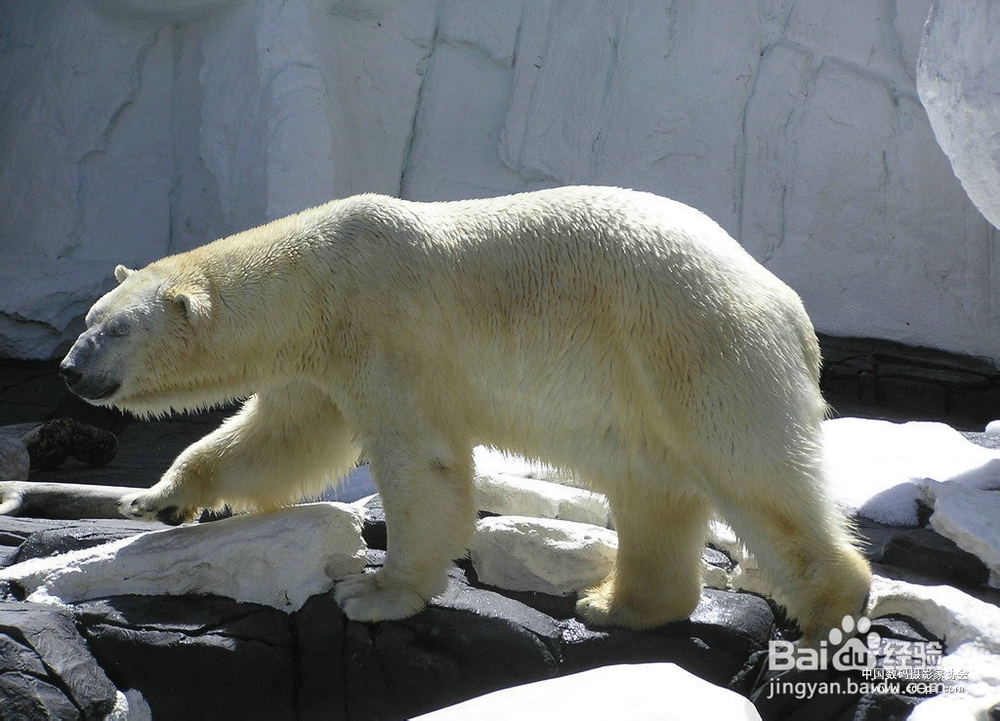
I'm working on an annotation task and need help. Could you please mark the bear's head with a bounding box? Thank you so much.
[60,263,215,416]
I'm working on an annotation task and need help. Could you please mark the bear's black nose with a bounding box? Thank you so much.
[59,363,83,388]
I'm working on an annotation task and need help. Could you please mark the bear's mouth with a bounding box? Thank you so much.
[84,382,121,402]
[61,372,121,404]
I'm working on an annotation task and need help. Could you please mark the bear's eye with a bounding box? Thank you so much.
[107,320,131,338]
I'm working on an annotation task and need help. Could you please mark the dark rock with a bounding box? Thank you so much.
[8,518,159,565]
[0,601,120,720]
[952,387,1000,429]
[342,568,561,720]
[818,334,1000,427]
[327,566,774,719]
[866,615,938,648]
[752,614,945,720]
[558,588,773,694]
[853,518,903,562]
[704,545,736,571]
[74,595,296,720]
[360,494,386,550]
[876,377,951,420]
[293,594,348,720]
[878,528,989,588]
[0,670,83,720]
[0,516,74,557]
[753,667,863,721]
[23,419,117,470]
[852,693,922,720]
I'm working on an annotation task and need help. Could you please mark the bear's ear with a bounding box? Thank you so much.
[114,265,135,284]
[166,285,212,327]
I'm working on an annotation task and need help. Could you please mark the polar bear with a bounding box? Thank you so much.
[60,186,869,641]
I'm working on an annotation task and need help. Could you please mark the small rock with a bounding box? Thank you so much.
[878,527,989,588]
[357,493,387,550]
[469,515,617,596]
[473,472,610,527]
[921,480,1000,587]
[0,436,29,481]
[22,418,118,469]
[8,518,162,565]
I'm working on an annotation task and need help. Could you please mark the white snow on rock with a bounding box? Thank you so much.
[413,662,761,721]
[869,575,1000,719]
[921,480,1000,587]
[473,472,610,527]
[0,502,366,611]
[469,515,617,597]
[823,418,1000,526]
[108,689,152,721]
[917,0,1000,229]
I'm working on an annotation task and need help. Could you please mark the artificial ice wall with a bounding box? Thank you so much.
[1,0,998,361]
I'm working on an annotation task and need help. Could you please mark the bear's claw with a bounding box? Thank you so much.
[118,491,197,525]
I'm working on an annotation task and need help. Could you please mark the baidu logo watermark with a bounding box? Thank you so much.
[763,616,954,701]
[768,615,879,672]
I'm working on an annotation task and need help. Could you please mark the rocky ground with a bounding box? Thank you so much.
[1,359,999,719]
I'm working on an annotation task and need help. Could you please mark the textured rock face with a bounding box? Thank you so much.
[0,601,121,719]
[2,1,998,362]
[917,0,1000,229]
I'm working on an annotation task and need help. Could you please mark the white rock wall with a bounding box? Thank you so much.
[2,0,998,361]
[917,0,1000,230]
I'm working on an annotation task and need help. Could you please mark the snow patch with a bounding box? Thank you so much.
[0,502,366,611]
[823,418,1000,526]
[414,662,762,721]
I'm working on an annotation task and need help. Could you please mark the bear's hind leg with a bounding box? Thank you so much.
[335,435,476,623]
[709,467,871,645]
[577,485,711,630]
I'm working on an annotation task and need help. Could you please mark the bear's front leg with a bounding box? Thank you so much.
[335,436,475,622]
[119,437,221,525]
[121,384,358,524]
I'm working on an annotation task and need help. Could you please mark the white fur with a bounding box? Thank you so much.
[61,186,870,639]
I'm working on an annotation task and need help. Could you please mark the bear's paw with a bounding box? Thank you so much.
[334,572,430,623]
[576,580,698,631]
[119,487,199,525]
